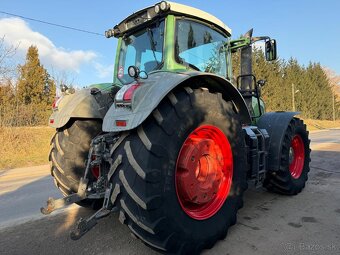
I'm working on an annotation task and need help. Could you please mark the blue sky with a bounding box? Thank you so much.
[0,0,339,87]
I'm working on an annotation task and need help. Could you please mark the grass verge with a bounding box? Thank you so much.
[0,126,54,170]
[302,119,340,131]
[1,119,340,170]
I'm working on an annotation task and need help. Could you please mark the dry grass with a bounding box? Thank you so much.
[302,118,340,131]
[1,118,340,170]
[0,126,55,170]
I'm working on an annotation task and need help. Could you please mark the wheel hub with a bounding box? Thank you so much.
[175,125,233,220]
[177,138,223,205]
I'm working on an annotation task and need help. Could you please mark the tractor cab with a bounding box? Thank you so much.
[105,1,277,122]
[105,1,233,84]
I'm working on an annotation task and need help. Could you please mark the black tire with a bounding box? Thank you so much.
[49,119,102,207]
[109,87,247,254]
[264,118,311,195]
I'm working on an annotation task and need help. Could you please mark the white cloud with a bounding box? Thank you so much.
[94,63,114,79]
[0,17,97,72]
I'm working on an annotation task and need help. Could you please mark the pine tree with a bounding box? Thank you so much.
[252,47,287,111]
[16,45,56,125]
[307,63,333,119]
[231,46,337,120]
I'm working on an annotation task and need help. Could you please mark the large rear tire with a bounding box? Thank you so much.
[49,119,102,207]
[264,118,311,195]
[110,87,247,254]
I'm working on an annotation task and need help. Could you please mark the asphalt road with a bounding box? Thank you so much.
[0,129,339,255]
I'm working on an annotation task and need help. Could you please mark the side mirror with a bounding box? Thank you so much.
[265,39,277,61]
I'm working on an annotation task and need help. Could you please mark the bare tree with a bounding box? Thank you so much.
[323,67,340,121]
[0,37,18,126]
[49,67,76,97]
[0,36,18,83]
[323,67,340,94]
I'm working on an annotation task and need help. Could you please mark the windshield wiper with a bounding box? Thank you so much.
[146,28,161,70]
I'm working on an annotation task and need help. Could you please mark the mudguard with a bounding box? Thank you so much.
[102,71,251,132]
[257,111,299,171]
[49,88,114,128]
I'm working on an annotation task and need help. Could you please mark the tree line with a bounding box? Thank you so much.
[233,47,339,120]
[0,42,339,127]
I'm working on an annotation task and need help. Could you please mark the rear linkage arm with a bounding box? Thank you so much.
[40,133,120,239]
[70,183,119,240]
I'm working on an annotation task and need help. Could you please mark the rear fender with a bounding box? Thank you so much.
[257,112,299,171]
[102,71,251,132]
[49,88,114,128]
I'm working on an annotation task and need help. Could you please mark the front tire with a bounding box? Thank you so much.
[110,87,247,254]
[264,118,311,195]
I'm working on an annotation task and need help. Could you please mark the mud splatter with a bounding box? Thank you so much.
[315,172,332,178]
[257,206,269,211]
[301,217,317,223]
[239,222,260,231]
[288,222,302,228]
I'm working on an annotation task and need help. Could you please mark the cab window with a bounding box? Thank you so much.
[175,19,228,77]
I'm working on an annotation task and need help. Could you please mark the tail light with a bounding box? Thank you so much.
[115,83,141,105]
[123,84,140,101]
[52,97,62,111]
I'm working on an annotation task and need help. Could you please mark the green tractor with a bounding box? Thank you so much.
[42,1,311,254]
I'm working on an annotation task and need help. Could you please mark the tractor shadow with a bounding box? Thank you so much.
[0,175,158,255]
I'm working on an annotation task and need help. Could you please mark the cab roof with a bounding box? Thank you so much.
[166,2,231,35]
[113,1,232,37]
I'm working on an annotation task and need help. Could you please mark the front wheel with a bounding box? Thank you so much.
[110,87,247,254]
[264,118,311,195]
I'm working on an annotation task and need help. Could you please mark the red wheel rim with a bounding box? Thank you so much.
[289,134,305,179]
[175,125,233,220]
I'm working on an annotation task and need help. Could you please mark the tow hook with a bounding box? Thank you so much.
[40,178,89,215]
[40,133,120,240]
